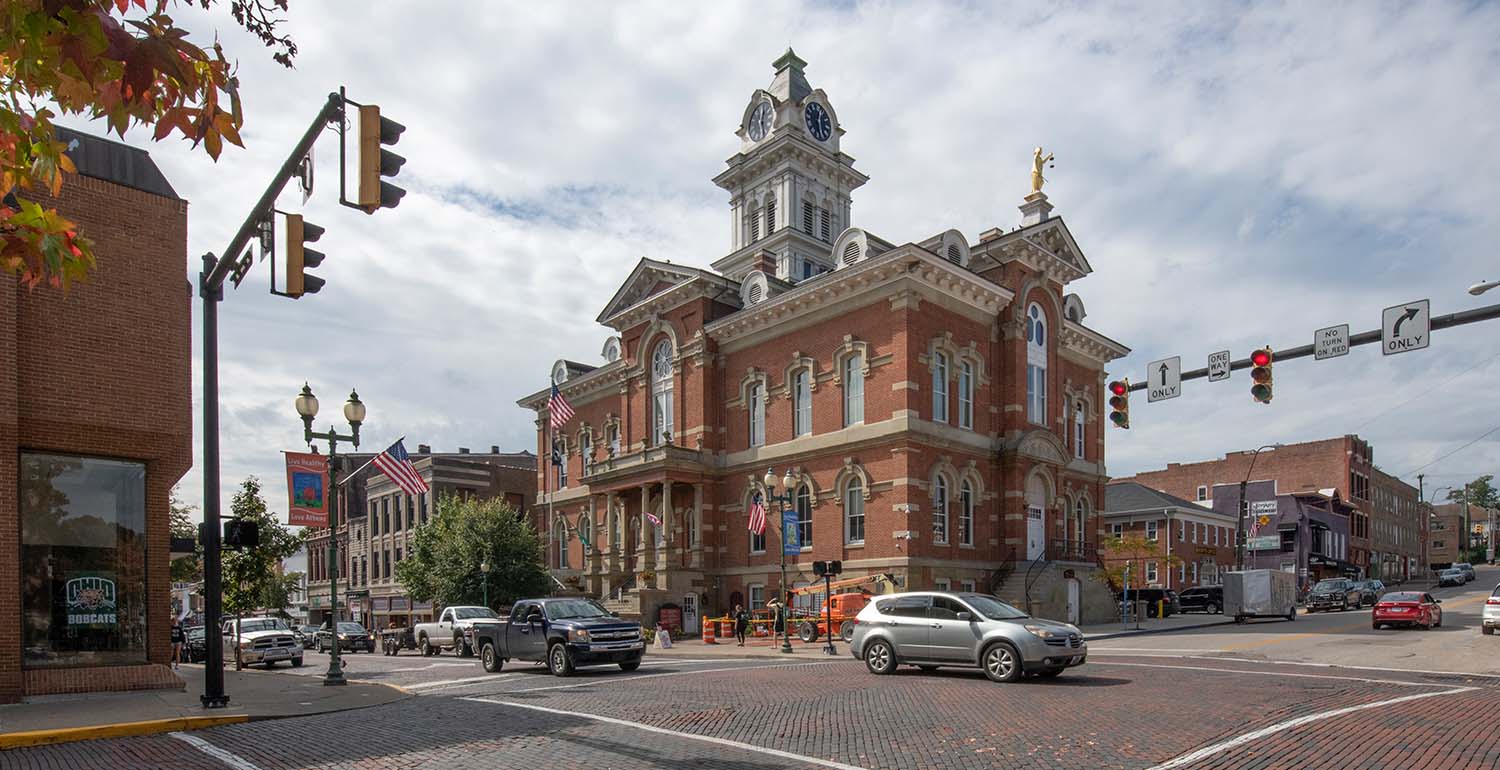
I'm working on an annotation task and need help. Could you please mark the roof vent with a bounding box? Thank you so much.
[458,447,470,454]
[946,244,961,264]
[842,240,861,266]
[748,282,764,305]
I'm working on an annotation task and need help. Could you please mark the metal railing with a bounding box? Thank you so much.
[1049,539,1095,563]
[987,546,1018,594]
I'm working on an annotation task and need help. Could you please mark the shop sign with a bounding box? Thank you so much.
[66,573,119,628]
[285,451,330,527]
[1194,546,1216,556]
[391,597,409,611]
[413,600,433,611]
[372,597,389,612]
[1248,535,1280,551]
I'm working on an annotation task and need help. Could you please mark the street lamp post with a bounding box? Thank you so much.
[480,560,491,610]
[1235,444,1282,571]
[295,383,364,687]
[763,468,799,654]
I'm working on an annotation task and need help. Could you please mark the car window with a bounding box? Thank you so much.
[337,622,366,633]
[455,607,501,620]
[876,596,930,617]
[929,596,968,620]
[545,599,612,620]
[1492,585,1500,597]
[960,594,1028,620]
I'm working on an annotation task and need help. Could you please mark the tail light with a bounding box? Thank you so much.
[1487,598,1500,606]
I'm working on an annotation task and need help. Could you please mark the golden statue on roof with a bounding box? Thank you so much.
[1030,147,1055,195]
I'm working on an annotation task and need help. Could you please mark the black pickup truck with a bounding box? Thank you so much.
[466,597,645,677]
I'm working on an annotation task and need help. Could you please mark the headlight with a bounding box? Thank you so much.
[569,628,591,643]
[1024,624,1059,639]
[338,634,349,640]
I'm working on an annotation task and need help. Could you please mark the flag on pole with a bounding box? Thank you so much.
[576,516,591,550]
[644,508,661,528]
[548,383,575,430]
[372,438,429,497]
[748,492,767,536]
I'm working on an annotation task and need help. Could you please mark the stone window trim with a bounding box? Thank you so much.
[729,367,772,409]
[778,353,820,400]
[829,335,873,384]
[832,458,873,505]
[634,318,680,373]
[918,332,988,384]
[785,466,822,507]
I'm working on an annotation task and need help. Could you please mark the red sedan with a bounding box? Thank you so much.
[1372,591,1443,630]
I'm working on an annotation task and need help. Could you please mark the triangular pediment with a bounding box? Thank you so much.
[595,258,728,325]
[974,217,1092,284]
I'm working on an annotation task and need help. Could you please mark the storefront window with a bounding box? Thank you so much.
[20,453,148,668]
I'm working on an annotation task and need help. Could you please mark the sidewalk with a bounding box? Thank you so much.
[1079,612,1239,640]
[0,664,406,750]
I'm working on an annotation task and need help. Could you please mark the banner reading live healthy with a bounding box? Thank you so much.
[285,451,329,527]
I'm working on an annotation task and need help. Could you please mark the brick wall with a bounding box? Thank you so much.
[1,173,191,702]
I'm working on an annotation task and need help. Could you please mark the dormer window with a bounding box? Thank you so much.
[946,244,961,264]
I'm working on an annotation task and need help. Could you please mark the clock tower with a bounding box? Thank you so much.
[711,49,868,283]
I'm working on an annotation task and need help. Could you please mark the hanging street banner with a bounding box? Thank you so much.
[285,451,330,527]
[782,508,801,555]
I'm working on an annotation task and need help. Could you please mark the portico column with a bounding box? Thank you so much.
[691,483,704,569]
[640,483,655,573]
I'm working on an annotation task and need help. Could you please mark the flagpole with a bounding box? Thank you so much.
[546,407,555,570]
[338,435,405,484]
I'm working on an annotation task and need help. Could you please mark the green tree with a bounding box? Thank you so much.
[222,476,304,617]
[397,495,551,611]
[1096,533,1182,592]
[1,0,295,289]
[1447,475,1498,509]
[169,486,201,583]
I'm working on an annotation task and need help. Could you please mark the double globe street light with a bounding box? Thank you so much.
[762,467,799,654]
[294,383,365,687]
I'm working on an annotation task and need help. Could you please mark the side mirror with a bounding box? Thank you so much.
[956,612,972,622]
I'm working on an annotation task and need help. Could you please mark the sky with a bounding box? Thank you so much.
[83,1,1500,520]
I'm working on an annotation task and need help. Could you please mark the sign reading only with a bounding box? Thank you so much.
[1147,356,1181,402]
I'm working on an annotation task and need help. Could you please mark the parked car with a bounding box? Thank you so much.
[1119,588,1179,618]
[314,621,375,653]
[1351,580,1383,607]
[1372,591,1442,630]
[1437,568,1466,588]
[1305,578,1363,612]
[297,625,319,649]
[467,597,645,677]
[184,626,207,663]
[1482,584,1499,636]
[849,592,1086,683]
[1177,586,1224,615]
[1454,563,1476,583]
[222,617,303,668]
[415,605,505,657]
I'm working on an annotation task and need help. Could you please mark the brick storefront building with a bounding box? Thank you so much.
[1120,435,1425,581]
[518,52,1129,626]
[1,129,190,701]
[1102,482,1238,590]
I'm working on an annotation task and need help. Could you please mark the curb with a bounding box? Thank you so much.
[0,715,249,750]
[1084,619,1240,641]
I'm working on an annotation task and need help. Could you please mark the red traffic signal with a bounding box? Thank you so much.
[1108,379,1130,428]
[1250,347,1273,403]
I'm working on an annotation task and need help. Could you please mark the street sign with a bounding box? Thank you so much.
[1207,350,1231,382]
[1248,535,1280,551]
[1147,356,1181,402]
[1381,299,1430,355]
[1314,324,1349,360]
[1250,500,1278,517]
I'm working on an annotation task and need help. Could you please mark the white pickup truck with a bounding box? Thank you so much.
[413,605,503,656]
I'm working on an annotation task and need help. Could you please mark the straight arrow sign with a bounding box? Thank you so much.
[1147,356,1182,402]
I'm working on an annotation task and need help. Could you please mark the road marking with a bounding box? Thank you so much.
[463,697,871,770]
[505,661,837,694]
[1089,648,1223,653]
[1218,658,1500,681]
[1095,660,1447,688]
[171,732,266,770]
[403,658,789,692]
[1143,686,1475,770]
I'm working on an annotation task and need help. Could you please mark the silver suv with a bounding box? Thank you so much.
[849,592,1086,682]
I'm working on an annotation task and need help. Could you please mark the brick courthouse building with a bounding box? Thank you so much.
[1,129,190,701]
[519,52,1129,626]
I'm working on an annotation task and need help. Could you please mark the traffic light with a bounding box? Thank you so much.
[284,214,325,298]
[357,104,406,212]
[224,518,260,550]
[1250,347,1273,403]
[1108,379,1130,429]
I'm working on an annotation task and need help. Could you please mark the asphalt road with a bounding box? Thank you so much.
[5,569,1497,770]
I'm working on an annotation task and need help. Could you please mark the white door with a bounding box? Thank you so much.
[1027,506,1045,560]
[1065,578,1081,624]
[682,594,698,632]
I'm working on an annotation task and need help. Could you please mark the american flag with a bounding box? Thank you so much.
[372,439,429,498]
[548,383,575,430]
[644,508,661,528]
[748,492,766,535]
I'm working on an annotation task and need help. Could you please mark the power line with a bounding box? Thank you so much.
[1404,422,1500,477]
[1352,347,1500,433]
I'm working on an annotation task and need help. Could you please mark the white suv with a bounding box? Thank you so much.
[1483,584,1499,636]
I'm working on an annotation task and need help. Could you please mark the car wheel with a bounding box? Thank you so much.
[917,664,940,673]
[1373,622,1382,630]
[839,621,856,642]
[798,622,818,643]
[619,661,641,672]
[418,637,432,657]
[1482,626,1494,636]
[864,640,897,675]
[1206,602,1219,615]
[481,643,503,673]
[548,643,574,677]
[291,657,303,667]
[981,642,1022,683]
[454,635,470,657]
[1434,614,1442,628]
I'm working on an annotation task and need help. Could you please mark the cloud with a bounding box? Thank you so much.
[87,1,1500,518]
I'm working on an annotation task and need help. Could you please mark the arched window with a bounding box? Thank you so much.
[580,432,592,475]
[843,353,864,426]
[960,480,974,546]
[845,477,865,544]
[958,360,973,429]
[793,369,812,437]
[795,484,813,547]
[1073,400,1086,459]
[1025,303,1048,425]
[932,352,949,423]
[556,520,569,568]
[933,476,949,544]
[580,515,593,554]
[651,339,674,444]
[748,382,765,447]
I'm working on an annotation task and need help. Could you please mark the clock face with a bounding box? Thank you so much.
[803,102,832,142]
[747,102,774,142]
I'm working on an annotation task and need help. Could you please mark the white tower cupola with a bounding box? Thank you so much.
[712,49,868,284]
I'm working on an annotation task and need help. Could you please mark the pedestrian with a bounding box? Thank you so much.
[170,618,184,669]
[733,604,749,646]
[768,595,786,643]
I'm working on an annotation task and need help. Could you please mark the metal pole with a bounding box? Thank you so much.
[1236,480,1248,572]
[325,441,346,686]
[822,573,836,656]
[198,254,229,709]
[777,494,792,654]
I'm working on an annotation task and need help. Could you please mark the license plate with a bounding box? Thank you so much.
[1391,608,1410,613]
[266,650,289,659]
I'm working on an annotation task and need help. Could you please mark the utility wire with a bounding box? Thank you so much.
[1404,422,1500,477]
[1353,348,1500,433]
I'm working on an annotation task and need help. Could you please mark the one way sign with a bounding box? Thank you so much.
[1147,356,1182,402]
[1381,299,1430,356]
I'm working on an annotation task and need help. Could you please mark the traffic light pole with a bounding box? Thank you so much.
[197,93,345,708]
[1124,301,1500,392]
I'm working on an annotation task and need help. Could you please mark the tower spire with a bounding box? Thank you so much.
[769,48,811,104]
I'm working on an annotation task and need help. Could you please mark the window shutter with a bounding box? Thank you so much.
[765,196,776,234]
[842,240,860,266]
[946,244,962,264]
[803,200,815,234]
